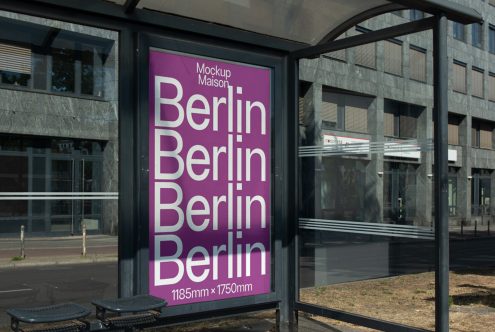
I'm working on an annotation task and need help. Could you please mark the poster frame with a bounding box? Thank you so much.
[136,32,289,318]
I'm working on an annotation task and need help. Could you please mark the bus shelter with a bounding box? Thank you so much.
[0,0,482,331]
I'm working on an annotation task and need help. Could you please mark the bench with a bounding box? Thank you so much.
[92,295,167,329]
[7,303,91,332]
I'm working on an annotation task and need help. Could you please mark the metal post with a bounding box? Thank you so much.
[433,13,449,332]
[82,224,87,257]
[278,54,298,331]
[20,225,25,258]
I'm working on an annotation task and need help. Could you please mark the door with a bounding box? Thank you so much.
[50,158,101,234]
[383,162,417,224]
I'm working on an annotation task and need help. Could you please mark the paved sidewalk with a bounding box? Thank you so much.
[0,235,117,268]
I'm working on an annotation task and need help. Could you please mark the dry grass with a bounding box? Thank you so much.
[300,270,495,332]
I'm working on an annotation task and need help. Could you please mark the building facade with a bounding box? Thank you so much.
[0,10,119,236]
[299,0,495,233]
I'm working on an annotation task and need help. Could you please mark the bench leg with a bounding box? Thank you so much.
[10,317,19,332]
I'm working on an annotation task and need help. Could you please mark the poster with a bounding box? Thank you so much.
[149,49,271,306]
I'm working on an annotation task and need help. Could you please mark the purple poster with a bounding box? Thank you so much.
[149,49,271,306]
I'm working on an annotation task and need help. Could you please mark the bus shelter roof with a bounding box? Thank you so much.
[106,0,482,45]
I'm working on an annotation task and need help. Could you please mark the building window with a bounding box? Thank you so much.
[325,49,346,62]
[321,89,372,133]
[321,92,339,129]
[471,23,483,48]
[489,25,495,54]
[384,99,422,139]
[453,61,467,93]
[0,43,32,86]
[323,33,346,62]
[354,27,376,69]
[409,46,427,82]
[472,67,484,98]
[384,39,402,76]
[448,115,462,145]
[453,22,465,41]
[472,119,494,149]
[0,134,105,234]
[489,72,495,102]
[0,16,114,99]
[409,10,424,21]
[471,169,491,216]
[321,158,366,222]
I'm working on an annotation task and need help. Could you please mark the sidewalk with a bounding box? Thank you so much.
[0,235,117,268]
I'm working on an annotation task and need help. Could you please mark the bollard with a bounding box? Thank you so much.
[20,225,25,258]
[82,224,87,257]
[475,219,478,237]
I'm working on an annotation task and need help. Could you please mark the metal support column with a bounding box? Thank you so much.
[433,13,449,332]
[118,28,137,297]
[278,54,298,331]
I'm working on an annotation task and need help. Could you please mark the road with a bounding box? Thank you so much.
[0,262,117,328]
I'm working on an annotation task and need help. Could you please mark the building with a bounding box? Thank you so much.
[0,11,119,235]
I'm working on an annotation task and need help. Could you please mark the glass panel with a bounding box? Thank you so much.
[130,0,390,45]
[472,68,484,98]
[471,23,482,48]
[453,61,467,93]
[298,57,435,330]
[0,11,118,328]
[410,46,427,82]
[453,167,495,331]
[489,73,495,101]
[453,22,466,41]
[51,40,76,93]
[409,9,424,21]
[448,116,460,145]
[490,26,495,53]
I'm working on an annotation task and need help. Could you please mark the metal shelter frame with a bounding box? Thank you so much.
[0,0,483,331]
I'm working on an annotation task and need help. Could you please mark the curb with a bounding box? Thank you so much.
[0,255,118,269]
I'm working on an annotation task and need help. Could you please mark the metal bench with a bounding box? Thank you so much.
[7,303,91,332]
[92,295,166,330]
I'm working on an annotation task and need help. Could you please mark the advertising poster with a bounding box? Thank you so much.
[149,49,271,306]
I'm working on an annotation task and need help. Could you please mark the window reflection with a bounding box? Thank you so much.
[0,16,113,99]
